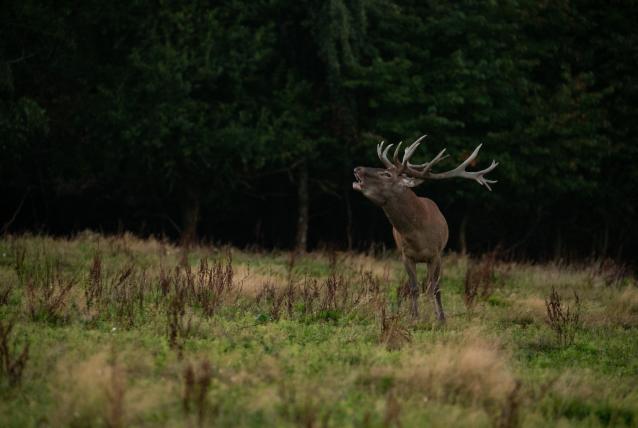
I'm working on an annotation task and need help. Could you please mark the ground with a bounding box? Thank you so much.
[0,233,636,427]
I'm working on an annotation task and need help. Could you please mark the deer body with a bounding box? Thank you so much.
[353,135,497,321]
[384,194,448,262]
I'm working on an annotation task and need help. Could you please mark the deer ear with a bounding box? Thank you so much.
[400,176,424,187]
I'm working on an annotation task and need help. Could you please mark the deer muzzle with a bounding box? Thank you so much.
[353,167,364,191]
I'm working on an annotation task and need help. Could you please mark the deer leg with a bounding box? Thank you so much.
[429,256,445,322]
[402,257,419,319]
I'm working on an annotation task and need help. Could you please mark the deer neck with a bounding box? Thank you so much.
[381,188,423,234]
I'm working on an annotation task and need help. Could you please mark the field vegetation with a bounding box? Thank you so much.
[0,233,637,427]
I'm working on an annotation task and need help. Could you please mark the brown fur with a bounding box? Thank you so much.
[353,166,448,320]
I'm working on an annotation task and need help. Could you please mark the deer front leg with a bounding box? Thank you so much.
[402,257,419,319]
[428,256,446,322]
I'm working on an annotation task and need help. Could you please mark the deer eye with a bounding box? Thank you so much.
[379,171,392,178]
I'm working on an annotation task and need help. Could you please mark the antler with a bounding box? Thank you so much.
[406,143,498,191]
[377,135,428,174]
[378,135,499,191]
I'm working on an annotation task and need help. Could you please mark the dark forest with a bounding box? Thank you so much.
[2,1,637,264]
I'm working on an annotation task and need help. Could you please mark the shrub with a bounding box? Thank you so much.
[106,265,148,327]
[379,302,411,351]
[464,251,498,310]
[24,263,76,322]
[167,276,192,358]
[85,253,103,310]
[0,318,29,387]
[545,287,582,347]
[193,255,234,317]
[256,282,285,321]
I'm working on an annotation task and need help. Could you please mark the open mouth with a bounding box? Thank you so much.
[352,170,363,191]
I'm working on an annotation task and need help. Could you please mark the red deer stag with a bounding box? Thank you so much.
[353,135,498,321]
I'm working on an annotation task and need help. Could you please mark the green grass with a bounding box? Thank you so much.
[0,233,637,427]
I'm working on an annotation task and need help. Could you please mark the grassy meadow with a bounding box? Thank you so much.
[0,233,637,427]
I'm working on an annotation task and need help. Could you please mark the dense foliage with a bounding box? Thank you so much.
[2,1,637,263]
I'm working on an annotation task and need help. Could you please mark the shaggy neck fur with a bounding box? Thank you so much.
[381,187,425,234]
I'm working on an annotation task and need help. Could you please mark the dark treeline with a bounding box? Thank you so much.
[1,1,637,264]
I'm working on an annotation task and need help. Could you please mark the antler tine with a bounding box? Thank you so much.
[402,142,418,164]
[458,143,483,170]
[392,142,403,164]
[376,135,498,190]
[474,160,499,191]
[399,135,428,168]
[407,148,448,172]
[377,141,395,169]
[412,134,428,145]
[382,143,394,164]
[424,144,499,191]
[377,141,397,169]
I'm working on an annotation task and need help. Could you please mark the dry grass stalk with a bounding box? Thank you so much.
[193,255,234,317]
[360,270,381,295]
[285,251,297,292]
[183,363,195,411]
[379,303,411,351]
[158,264,171,296]
[300,276,320,317]
[53,351,133,427]
[178,248,190,268]
[545,287,581,347]
[395,278,411,310]
[283,277,296,318]
[321,272,341,312]
[256,282,285,321]
[594,258,630,287]
[498,379,522,428]
[107,265,147,327]
[383,390,402,428]
[167,276,191,358]
[346,269,384,318]
[183,359,213,427]
[0,282,13,306]
[342,252,392,281]
[85,253,103,310]
[605,286,638,328]
[319,259,374,317]
[0,319,30,387]
[253,265,383,321]
[25,264,76,322]
[229,264,278,298]
[12,242,27,282]
[464,251,498,310]
[393,336,516,411]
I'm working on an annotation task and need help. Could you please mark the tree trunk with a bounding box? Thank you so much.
[295,160,309,253]
[344,187,353,251]
[180,189,200,247]
[458,214,468,255]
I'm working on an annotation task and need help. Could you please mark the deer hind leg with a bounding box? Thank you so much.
[402,257,419,319]
[428,256,446,322]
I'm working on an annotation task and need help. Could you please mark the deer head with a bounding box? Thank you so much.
[352,135,498,206]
